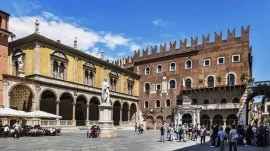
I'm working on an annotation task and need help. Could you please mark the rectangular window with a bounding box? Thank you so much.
[156,84,161,90]
[204,59,211,66]
[232,54,240,62]
[217,57,225,64]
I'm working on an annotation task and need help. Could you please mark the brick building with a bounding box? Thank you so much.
[0,10,12,105]
[124,26,252,130]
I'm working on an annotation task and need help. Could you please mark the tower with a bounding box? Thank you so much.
[0,10,12,105]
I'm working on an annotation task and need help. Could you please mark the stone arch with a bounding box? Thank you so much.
[89,96,100,120]
[221,98,227,104]
[9,84,34,112]
[59,92,73,120]
[213,114,224,126]
[200,114,210,130]
[182,113,192,124]
[226,114,238,126]
[113,100,121,125]
[146,116,154,130]
[40,89,57,114]
[166,115,173,125]
[130,103,137,121]
[75,95,87,126]
[232,97,240,103]
[156,115,163,129]
[122,102,129,121]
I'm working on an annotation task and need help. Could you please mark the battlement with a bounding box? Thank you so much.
[114,26,250,68]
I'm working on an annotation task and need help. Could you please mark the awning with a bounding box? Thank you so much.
[0,107,31,118]
[26,110,62,119]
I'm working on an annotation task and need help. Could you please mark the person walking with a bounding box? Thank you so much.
[200,126,206,144]
[13,121,21,139]
[160,123,166,142]
[218,127,226,151]
[229,125,238,151]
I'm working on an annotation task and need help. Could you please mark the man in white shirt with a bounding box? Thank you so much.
[229,125,238,151]
[13,121,21,138]
[4,125,10,137]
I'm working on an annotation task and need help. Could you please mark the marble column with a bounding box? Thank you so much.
[56,100,60,115]
[193,111,196,125]
[120,108,122,126]
[223,119,227,128]
[197,110,200,124]
[86,103,89,126]
[177,112,181,125]
[154,121,156,130]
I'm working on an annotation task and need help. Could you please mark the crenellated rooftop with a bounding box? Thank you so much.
[112,26,250,68]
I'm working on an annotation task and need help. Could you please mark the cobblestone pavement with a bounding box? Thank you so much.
[0,130,269,151]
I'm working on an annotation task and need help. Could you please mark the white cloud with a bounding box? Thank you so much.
[101,33,130,50]
[9,11,141,61]
[153,19,173,27]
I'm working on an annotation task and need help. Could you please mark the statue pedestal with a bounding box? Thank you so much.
[98,103,116,137]
[17,71,25,78]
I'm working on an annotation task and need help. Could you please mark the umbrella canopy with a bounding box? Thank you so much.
[27,110,62,119]
[0,107,31,118]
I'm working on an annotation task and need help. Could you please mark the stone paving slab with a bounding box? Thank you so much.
[0,130,269,151]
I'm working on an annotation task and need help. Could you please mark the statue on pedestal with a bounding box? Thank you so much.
[102,78,110,104]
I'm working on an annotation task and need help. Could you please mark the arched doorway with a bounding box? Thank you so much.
[75,95,87,126]
[89,97,100,120]
[130,103,137,121]
[182,113,192,124]
[59,92,73,120]
[200,114,210,130]
[226,114,238,126]
[9,85,34,112]
[122,102,129,122]
[156,115,163,129]
[113,101,121,125]
[213,114,224,126]
[40,90,56,114]
[146,116,154,130]
[166,115,173,125]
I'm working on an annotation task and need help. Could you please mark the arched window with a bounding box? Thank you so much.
[156,100,160,108]
[145,66,150,75]
[53,61,58,78]
[221,98,227,104]
[51,51,68,80]
[144,101,149,108]
[185,60,192,69]
[227,73,235,86]
[84,62,96,86]
[232,98,240,103]
[203,99,209,104]
[185,78,192,89]
[207,76,215,87]
[166,99,171,107]
[170,62,176,71]
[59,63,65,80]
[127,77,134,95]
[157,64,163,73]
[109,71,118,91]
[169,79,176,89]
[144,83,150,94]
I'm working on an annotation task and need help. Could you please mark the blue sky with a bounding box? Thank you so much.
[1,0,270,81]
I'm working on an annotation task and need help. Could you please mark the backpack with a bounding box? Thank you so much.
[160,126,165,132]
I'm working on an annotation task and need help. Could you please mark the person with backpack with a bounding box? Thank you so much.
[160,123,166,142]
[229,124,238,151]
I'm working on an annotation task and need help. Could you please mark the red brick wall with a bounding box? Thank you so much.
[0,35,9,105]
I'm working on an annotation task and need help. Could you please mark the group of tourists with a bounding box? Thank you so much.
[210,123,269,151]
[0,121,60,138]
[160,122,207,144]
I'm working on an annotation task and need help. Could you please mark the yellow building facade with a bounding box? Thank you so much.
[2,26,140,127]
